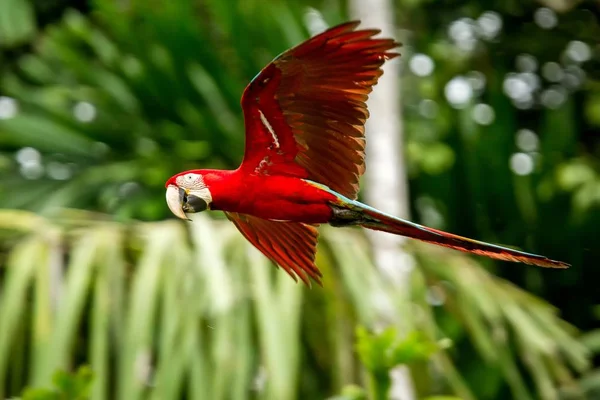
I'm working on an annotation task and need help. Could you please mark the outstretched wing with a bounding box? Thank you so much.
[239,21,400,200]
[224,212,322,285]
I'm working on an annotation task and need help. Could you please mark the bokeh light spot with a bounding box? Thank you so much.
[445,76,473,108]
[534,8,557,29]
[466,70,486,94]
[520,72,540,91]
[472,103,495,125]
[409,54,434,77]
[304,7,328,35]
[562,65,586,90]
[503,73,531,101]
[73,102,96,123]
[516,54,538,72]
[418,99,439,119]
[516,129,539,152]
[16,147,41,165]
[542,62,564,82]
[20,163,44,180]
[477,11,503,40]
[448,18,477,51]
[566,40,591,63]
[0,96,18,119]
[47,162,72,180]
[540,86,567,109]
[510,153,534,175]
[16,147,43,179]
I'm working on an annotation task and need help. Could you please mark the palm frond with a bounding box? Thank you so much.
[0,210,590,399]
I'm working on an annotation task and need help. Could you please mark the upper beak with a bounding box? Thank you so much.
[166,185,189,220]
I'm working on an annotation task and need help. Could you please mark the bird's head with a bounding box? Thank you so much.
[165,170,212,220]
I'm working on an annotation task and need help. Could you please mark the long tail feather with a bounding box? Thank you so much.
[342,201,570,269]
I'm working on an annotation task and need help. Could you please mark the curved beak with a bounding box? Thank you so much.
[166,185,189,220]
[166,185,210,220]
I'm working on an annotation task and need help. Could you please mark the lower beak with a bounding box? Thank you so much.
[166,185,189,220]
[183,194,208,213]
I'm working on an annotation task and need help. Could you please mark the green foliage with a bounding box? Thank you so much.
[0,210,590,399]
[575,314,600,398]
[0,0,313,220]
[0,0,599,399]
[356,328,446,374]
[330,327,459,400]
[328,385,367,400]
[0,0,36,47]
[355,327,448,400]
[20,367,93,400]
[414,246,590,399]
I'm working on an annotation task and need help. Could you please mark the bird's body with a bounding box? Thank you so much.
[165,21,569,285]
[199,170,335,223]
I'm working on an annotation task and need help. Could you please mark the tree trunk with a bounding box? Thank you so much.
[348,2,416,399]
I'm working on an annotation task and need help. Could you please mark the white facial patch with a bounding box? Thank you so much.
[176,173,207,190]
[175,173,213,205]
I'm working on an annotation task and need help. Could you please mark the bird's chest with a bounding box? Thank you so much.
[212,175,333,223]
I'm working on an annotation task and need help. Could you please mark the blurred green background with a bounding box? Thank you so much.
[1,0,599,399]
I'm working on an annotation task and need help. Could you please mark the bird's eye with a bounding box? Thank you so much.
[177,173,204,188]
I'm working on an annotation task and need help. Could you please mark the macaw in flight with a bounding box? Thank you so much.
[165,21,569,285]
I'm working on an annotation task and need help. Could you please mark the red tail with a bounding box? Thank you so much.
[349,202,570,269]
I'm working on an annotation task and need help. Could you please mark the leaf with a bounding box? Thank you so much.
[389,331,448,366]
[356,327,446,372]
[580,329,600,352]
[328,384,368,400]
[0,114,95,156]
[356,326,397,373]
[0,237,44,397]
[0,0,36,47]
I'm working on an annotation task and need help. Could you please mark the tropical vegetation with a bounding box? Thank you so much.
[1,0,599,399]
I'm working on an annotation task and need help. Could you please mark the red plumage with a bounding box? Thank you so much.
[165,21,569,285]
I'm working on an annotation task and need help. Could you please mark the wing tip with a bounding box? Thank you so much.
[318,20,402,51]
[385,51,402,60]
[344,20,362,29]
[343,19,403,46]
[281,264,323,287]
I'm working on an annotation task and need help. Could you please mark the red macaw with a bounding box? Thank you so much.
[165,21,569,285]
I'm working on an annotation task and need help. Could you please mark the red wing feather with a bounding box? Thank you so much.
[240,21,400,199]
[224,212,322,285]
